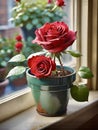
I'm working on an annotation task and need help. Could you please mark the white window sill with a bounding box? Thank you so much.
[0,91,98,130]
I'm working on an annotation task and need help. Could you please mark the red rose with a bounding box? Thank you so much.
[55,0,65,7]
[48,0,53,4]
[15,35,22,41]
[15,42,23,53]
[28,55,56,78]
[33,21,76,53]
[15,0,21,2]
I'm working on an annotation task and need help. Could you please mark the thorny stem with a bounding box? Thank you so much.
[55,53,66,76]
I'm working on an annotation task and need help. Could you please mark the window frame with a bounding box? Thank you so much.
[1,0,97,121]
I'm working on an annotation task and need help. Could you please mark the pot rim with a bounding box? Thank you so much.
[26,66,76,79]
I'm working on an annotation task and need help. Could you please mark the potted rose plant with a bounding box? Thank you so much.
[7,1,93,116]
[7,21,93,116]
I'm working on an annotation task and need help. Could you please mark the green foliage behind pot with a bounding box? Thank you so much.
[0,37,15,68]
[10,0,65,30]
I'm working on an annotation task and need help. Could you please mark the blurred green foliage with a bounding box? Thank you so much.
[0,36,16,68]
[10,0,65,30]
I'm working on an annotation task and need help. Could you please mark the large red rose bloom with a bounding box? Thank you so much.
[32,21,76,53]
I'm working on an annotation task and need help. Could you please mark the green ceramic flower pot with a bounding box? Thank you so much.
[26,66,76,116]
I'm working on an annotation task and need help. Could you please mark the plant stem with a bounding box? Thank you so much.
[57,55,66,75]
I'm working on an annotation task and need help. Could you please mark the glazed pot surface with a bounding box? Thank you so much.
[26,66,76,116]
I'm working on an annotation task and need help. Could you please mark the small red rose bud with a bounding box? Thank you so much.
[56,0,65,7]
[48,0,53,4]
[15,42,23,53]
[15,0,21,2]
[15,35,22,41]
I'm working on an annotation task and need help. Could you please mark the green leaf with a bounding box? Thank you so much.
[26,23,33,30]
[28,8,33,12]
[67,50,82,57]
[6,66,26,78]
[9,54,26,63]
[78,66,93,79]
[32,19,39,25]
[22,15,29,21]
[70,84,89,102]
[43,17,50,23]
[1,61,7,67]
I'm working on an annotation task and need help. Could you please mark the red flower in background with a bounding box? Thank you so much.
[15,35,22,41]
[48,0,53,4]
[15,0,21,2]
[15,42,23,53]
[56,0,65,7]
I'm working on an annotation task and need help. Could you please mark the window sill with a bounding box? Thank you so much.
[0,87,35,122]
[0,87,31,104]
[0,91,98,130]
